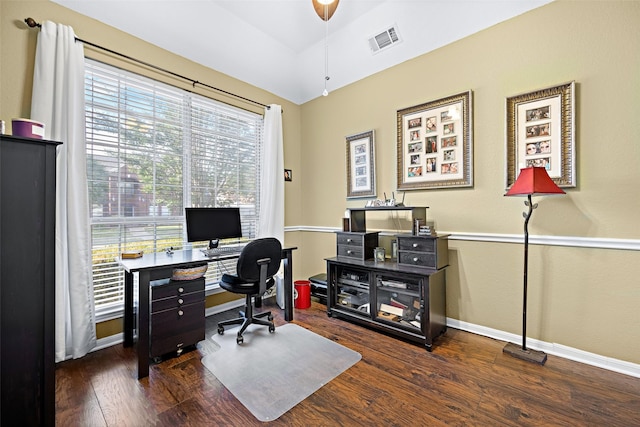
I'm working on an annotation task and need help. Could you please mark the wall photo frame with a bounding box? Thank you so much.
[506,81,575,188]
[346,130,376,199]
[397,91,473,190]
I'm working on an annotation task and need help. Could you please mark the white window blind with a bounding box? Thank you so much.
[85,59,263,317]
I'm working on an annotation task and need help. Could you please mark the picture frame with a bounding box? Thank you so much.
[397,91,473,190]
[346,130,376,199]
[506,81,575,188]
[284,169,292,182]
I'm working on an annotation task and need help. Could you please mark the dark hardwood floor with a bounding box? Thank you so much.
[55,300,640,426]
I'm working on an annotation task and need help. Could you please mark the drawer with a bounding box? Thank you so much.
[336,232,379,260]
[152,277,204,300]
[337,244,365,259]
[336,233,364,246]
[152,290,204,313]
[151,301,205,338]
[397,237,436,253]
[398,251,437,269]
[150,326,205,357]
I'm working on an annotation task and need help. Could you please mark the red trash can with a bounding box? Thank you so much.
[294,280,311,309]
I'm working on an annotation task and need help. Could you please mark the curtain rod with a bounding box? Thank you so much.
[24,17,274,111]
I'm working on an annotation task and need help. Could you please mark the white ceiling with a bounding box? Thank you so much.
[52,0,552,105]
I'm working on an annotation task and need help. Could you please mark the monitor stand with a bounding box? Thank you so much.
[201,239,220,257]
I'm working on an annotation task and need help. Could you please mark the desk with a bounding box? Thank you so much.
[120,247,297,379]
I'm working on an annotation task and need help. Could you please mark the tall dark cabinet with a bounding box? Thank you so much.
[0,135,60,426]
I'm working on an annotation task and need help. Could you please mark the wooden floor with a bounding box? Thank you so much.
[56,300,640,426]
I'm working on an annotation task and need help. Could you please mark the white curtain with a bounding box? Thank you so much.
[31,21,96,361]
[259,104,285,244]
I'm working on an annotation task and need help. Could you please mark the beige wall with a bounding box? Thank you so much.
[299,0,640,365]
[2,1,639,365]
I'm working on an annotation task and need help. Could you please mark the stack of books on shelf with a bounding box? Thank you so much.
[390,297,409,311]
[379,298,422,327]
[378,303,404,321]
[414,219,436,236]
[418,225,435,236]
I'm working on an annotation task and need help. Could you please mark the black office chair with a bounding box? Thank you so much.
[217,237,282,344]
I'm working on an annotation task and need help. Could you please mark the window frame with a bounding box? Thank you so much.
[84,59,263,321]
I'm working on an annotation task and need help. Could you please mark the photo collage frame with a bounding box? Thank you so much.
[397,91,473,190]
[506,81,575,188]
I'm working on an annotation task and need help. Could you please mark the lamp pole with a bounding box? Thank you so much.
[503,193,547,364]
[521,194,534,351]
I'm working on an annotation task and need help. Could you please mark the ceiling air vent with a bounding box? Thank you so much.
[368,25,401,54]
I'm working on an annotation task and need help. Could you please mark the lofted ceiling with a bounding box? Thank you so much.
[52,0,552,105]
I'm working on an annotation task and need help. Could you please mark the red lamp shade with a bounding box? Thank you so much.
[505,167,565,196]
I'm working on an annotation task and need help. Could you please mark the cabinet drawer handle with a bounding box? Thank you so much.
[346,238,352,243]
[178,287,184,293]
[413,257,419,262]
[178,298,184,305]
[347,250,353,255]
[178,310,184,316]
[412,243,418,248]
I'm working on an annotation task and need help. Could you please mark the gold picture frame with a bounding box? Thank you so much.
[346,130,376,199]
[396,91,473,190]
[506,81,576,188]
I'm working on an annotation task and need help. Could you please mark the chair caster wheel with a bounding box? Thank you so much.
[267,314,273,321]
[236,335,244,344]
[218,326,224,335]
[269,324,275,333]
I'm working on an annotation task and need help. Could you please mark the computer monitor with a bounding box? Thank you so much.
[185,207,243,249]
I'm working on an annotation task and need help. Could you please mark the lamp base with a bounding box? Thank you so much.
[503,342,547,365]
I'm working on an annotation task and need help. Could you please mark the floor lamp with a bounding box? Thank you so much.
[503,166,565,364]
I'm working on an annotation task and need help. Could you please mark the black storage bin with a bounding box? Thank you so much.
[309,273,328,304]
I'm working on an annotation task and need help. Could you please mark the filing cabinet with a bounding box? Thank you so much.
[150,277,205,358]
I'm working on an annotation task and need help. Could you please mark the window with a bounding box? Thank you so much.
[85,59,263,318]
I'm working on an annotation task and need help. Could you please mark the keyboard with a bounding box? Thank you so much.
[201,244,247,257]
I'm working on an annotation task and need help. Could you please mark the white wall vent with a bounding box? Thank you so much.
[368,24,401,54]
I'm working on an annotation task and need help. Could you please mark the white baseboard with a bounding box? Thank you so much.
[447,317,640,378]
[204,298,245,317]
[91,306,639,378]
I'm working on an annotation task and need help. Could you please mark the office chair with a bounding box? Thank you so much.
[217,237,282,344]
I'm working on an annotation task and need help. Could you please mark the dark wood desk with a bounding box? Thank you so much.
[119,247,296,379]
